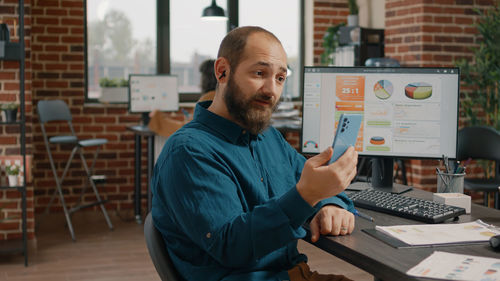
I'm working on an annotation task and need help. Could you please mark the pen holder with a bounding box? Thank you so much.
[436,172,465,193]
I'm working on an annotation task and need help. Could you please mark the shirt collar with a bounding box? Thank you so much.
[194,101,265,144]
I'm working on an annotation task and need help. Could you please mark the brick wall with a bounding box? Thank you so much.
[31,0,145,217]
[0,0,35,240]
[1,0,156,241]
[313,0,350,65]
[384,0,495,193]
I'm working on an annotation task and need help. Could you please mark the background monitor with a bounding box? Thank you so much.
[129,74,179,124]
[301,66,460,189]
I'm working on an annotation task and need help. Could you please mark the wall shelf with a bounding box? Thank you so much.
[0,0,28,267]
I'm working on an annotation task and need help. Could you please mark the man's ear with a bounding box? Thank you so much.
[215,57,229,83]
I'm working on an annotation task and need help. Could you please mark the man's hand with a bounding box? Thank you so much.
[309,205,354,242]
[296,146,358,207]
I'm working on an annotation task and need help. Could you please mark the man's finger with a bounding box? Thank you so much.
[320,213,332,235]
[307,147,333,167]
[332,215,342,236]
[348,214,355,233]
[310,216,320,243]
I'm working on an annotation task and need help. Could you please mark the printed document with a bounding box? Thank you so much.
[376,220,500,246]
[407,251,500,280]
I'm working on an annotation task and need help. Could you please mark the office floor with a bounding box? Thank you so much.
[0,211,372,281]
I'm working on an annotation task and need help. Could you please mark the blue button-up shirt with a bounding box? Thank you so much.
[151,101,354,281]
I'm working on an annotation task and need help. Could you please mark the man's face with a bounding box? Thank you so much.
[223,33,288,135]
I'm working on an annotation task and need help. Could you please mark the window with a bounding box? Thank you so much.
[239,0,302,100]
[85,0,157,102]
[169,0,227,93]
[85,0,304,102]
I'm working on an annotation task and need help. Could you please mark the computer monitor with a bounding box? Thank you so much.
[128,74,179,125]
[301,66,460,190]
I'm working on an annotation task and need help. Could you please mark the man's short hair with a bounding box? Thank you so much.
[217,26,282,72]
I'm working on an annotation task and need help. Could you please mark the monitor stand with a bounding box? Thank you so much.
[141,112,150,127]
[371,158,412,194]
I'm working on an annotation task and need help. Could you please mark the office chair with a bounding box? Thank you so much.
[144,212,184,281]
[37,100,113,240]
[457,126,500,209]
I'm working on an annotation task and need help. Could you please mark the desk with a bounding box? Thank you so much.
[127,125,155,224]
[308,184,500,281]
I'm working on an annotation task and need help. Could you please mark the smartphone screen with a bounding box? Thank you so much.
[328,113,362,164]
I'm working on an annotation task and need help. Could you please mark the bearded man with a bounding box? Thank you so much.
[151,26,358,281]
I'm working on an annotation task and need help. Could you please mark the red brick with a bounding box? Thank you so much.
[38,53,59,61]
[0,222,20,231]
[45,63,68,71]
[443,26,463,33]
[0,137,17,145]
[47,27,69,34]
[36,17,58,25]
[37,35,59,43]
[454,16,473,25]
[4,82,19,90]
[61,18,83,26]
[46,8,67,16]
[38,0,59,7]
[62,1,83,8]
[0,72,16,79]
[434,16,452,23]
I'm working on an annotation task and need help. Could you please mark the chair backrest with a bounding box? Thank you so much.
[457,126,500,162]
[144,213,184,281]
[37,100,72,123]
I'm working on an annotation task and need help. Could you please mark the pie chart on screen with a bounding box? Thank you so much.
[405,82,432,100]
[374,80,393,100]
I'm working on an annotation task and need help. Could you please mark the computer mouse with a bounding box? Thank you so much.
[490,235,500,251]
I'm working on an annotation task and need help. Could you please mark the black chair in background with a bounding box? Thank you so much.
[457,126,500,209]
[144,212,184,281]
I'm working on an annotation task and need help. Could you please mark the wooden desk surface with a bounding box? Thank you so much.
[307,184,500,281]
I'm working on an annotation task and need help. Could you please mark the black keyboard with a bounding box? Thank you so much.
[348,189,466,223]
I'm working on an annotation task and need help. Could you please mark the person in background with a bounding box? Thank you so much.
[197,59,217,102]
[148,59,217,137]
[152,26,357,281]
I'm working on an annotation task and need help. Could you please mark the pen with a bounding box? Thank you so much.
[353,209,374,222]
[442,154,450,174]
[453,161,460,174]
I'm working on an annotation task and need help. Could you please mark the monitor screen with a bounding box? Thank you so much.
[301,67,460,160]
[128,74,179,113]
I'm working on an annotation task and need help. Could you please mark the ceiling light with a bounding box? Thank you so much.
[201,0,227,21]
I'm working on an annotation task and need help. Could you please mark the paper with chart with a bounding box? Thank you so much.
[407,251,500,280]
[375,220,500,246]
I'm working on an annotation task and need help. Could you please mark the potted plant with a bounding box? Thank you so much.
[456,5,500,179]
[321,23,345,66]
[1,103,19,122]
[6,163,20,187]
[456,5,500,130]
[347,0,359,26]
[99,77,129,103]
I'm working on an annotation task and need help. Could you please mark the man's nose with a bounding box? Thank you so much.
[262,77,280,98]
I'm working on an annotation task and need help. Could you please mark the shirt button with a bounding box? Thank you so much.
[260,177,263,182]
[206,232,211,239]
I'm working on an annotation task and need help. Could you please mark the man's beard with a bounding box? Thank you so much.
[224,76,279,135]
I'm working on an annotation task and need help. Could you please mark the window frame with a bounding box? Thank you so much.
[84,0,304,103]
